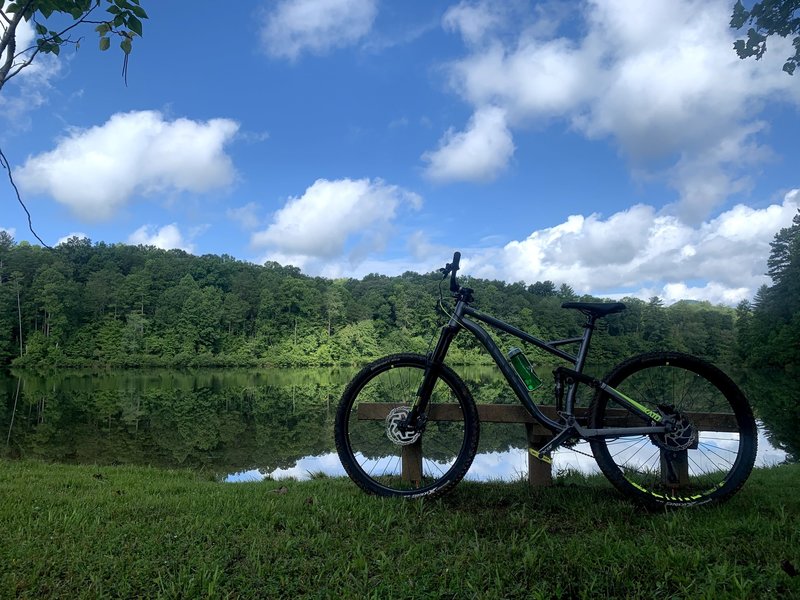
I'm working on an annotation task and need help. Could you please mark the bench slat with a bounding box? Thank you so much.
[356,402,739,431]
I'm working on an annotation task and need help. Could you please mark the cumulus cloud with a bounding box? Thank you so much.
[128,223,194,253]
[464,189,799,305]
[422,106,515,182]
[252,177,422,268]
[431,0,800,219]
[15,111,239,221]
[261,0,378,60]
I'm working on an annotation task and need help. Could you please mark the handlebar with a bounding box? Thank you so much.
[440,251,472,302]
[449,251,460,293]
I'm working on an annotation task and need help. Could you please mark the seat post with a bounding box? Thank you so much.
[563,315,597,415]
[574,315,596,372]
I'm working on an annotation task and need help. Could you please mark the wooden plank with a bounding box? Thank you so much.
[357,403,739,431]
[358,403,581,422]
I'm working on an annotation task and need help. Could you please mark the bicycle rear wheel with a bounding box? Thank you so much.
[589,352,757,508]
[334,353,479,498]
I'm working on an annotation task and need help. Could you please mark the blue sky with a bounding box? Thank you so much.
[1,0,798,305]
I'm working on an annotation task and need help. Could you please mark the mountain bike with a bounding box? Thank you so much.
[334,252,758,508]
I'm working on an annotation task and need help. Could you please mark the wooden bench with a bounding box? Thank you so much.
[357,403,739,488]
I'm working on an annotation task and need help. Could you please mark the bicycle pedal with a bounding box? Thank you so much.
[528,448,553,464]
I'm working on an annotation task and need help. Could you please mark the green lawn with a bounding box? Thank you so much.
[1,460,798,599]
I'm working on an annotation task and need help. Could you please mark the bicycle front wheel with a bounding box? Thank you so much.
[334,353,479,498]
[589,352,757,508]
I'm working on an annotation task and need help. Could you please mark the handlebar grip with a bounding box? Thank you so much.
[450,251,461,293]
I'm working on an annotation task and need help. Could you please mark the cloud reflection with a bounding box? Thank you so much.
[225,425,786,483]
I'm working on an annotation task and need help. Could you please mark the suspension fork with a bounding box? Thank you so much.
[406,310,462,427]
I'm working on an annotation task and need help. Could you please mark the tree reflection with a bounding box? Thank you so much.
[3,366,793,479]
[741,369,799,462]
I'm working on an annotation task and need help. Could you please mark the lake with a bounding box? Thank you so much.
[1,366,793,483]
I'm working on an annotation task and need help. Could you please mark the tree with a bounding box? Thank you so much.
[528,280,556,297]
[730,0,800,75]
[0,0,148,92]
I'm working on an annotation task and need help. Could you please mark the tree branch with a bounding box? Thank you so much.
[1,2,102,89]
[0,146,51,249]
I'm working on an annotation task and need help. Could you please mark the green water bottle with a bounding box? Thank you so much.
[508,347,542,391]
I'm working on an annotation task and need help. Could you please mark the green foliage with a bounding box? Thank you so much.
[737,209,800,369]
[0,240,748,369]
[730,0,800,75]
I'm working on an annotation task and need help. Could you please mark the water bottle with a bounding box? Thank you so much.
[507,347,542,391]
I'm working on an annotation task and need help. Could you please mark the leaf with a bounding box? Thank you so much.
[99,36,110,51]
[95,23,110,35]
[131,5,147,19]
[35,23,48,35]
[127,14,142,37]
[51,43,60,56]
[120,37,132,55]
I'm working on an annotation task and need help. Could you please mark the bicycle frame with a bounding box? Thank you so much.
[416,296,670,455]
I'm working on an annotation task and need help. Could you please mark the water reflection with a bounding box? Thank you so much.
[1,367,793,483]
[225,424,786,484]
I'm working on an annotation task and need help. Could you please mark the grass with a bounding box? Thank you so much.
[1,460,798,599]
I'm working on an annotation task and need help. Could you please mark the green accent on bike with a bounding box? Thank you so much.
[625,475,724,502]
[528,448,552,464]
[603,383,662,423]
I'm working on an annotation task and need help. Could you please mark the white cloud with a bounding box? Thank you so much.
[422,106,515,182]
[128,223,194,253]
[252,177,422,268]
[261,0,378,61]
[463,189,799,305]
[15,111,239,221]
[432,0,800,219]
[442,2,507,46]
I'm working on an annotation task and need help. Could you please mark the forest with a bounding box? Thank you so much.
[0,210,798,373]
[0,234,735,370]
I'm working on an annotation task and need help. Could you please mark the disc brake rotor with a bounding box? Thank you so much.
[385,406,421,446]
[650,412,698,451]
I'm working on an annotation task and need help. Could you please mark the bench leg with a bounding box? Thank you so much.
[660,449,689,489]
[526,424,553,488]
[401,440,422,483]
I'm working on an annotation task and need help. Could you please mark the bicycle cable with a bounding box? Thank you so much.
[424,276,460,358]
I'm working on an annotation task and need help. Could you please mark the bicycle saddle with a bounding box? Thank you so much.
[561,302,627,317]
